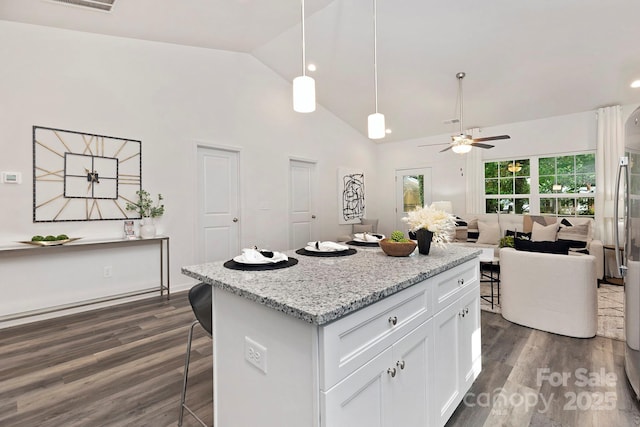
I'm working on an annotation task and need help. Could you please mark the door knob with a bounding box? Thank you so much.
[232,217,238,222]
[387,367,397,378]
[396,360,405,370]
[311,215,316,219]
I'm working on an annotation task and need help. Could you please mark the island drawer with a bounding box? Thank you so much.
[432,259,479,313]
[319,279,432,390]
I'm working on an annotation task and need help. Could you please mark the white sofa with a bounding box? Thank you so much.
[499,247,598,338]
[453,213,604,280]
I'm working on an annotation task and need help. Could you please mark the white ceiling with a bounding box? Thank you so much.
[2,0,640,142]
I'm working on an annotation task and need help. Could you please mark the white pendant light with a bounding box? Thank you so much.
[293,0,316,113]
[368,0,385,139]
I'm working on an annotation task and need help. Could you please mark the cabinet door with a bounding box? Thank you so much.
[433,300,463,426]
[459,286,482,392]
[322,348,393,427]
[390,320,433,427]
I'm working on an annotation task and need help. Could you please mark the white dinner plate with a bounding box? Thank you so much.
[304,245,349,252]
[233,252,287,265]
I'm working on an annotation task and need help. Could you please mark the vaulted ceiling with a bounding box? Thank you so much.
[2,0,640,142]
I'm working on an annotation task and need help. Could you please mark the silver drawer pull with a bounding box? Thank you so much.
[396,360,405,370]
[459,310,465,318]
[458,278,465,285]
[388,316,398,326]
[387,367,397,377]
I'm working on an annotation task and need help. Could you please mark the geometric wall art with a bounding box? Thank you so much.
[33,126,142,222]
[337,168,365,224]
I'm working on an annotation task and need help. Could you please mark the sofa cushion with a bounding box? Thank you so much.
[514,238,570,255]
[477,221,501,245]
[531,222,558,242]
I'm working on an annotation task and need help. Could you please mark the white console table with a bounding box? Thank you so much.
[0,236,170,322]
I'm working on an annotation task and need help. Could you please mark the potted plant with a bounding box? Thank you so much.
[379,231,417,257]
[126,190,165,238]
[402,204,457,254]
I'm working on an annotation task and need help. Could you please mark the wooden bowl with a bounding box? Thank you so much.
[379,238,417,257]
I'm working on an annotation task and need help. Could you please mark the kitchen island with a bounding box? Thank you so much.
[182,244,481,427]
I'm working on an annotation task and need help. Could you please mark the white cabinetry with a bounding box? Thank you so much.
[321,259,480,427]
[322,319,433,427]
[208,257,480,427]
[433,285,481,426]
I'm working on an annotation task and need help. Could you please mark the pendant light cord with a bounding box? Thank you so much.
[459,75,464,135]
[301,0,307,77]
[373,0,379,113]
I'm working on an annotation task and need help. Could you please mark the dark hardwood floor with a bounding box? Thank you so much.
[0,292,212,427]
[2,293,639,426]
[447,312,640,427]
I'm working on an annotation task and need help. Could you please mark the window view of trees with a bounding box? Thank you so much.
[483,152,596,217]
[484,159,530,214]
[539,153,595,216]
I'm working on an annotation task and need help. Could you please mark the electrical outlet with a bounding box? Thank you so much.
[244,336,267,374]
[103,266,112,278]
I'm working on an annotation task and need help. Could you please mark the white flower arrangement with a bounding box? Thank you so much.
[402,203,457,247]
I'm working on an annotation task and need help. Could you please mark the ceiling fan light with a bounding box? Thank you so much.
[507,162,522,173]
[293,75,316,113]
[368,113,386,139]
[451,143,472,154]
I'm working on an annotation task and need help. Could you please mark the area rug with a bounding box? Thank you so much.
[479,281,625,341]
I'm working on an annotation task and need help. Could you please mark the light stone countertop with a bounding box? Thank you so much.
[182,244,480,325]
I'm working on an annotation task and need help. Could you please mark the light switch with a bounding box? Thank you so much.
[2,172,21,184]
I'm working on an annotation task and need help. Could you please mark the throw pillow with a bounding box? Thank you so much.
[477,221,501,245]
[455,226,468,242]
[514,239,570,255]
[466,218,479,243]
[531,222,558,242]
[353,224,373,234]
[557,218,590,248]
[523,215,557,233]
[505,229,532,240]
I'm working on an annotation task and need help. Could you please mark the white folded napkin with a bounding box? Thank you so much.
[306,241,349,252]
[240,248,288,263]
[354,233,383,242]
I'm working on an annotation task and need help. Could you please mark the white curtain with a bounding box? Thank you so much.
[465,147,484,214]
[595,105,624,245]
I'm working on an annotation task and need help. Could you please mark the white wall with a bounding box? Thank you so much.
[0,21,377,319]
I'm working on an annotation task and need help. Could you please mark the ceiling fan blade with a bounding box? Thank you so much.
[440,145,454,152]
[417,142,452,147]
[472,135,511,143]
[471,142,495,149]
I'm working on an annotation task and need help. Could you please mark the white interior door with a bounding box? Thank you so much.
[197,146,240,263]
[289,159,318,249]
[395,168,432,231]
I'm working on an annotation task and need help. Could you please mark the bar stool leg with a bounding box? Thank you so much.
[178,320,198,427]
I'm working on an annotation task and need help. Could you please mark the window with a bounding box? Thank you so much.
[539,153,595,216]
[402,175,424,212]
[484,159,530,214]
[483,152,596,217]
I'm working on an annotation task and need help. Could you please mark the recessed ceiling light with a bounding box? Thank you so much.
[307,64,317,72]
[631,80,640,88]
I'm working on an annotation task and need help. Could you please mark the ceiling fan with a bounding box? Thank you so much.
[420,72,510,154]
